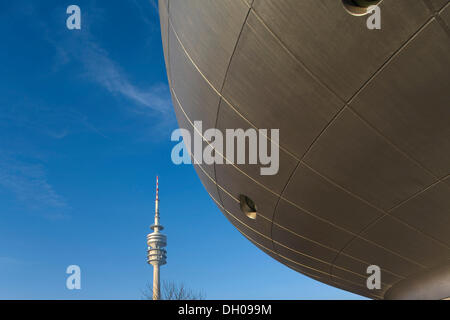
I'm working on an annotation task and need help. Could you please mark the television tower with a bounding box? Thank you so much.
[146,176,167,300]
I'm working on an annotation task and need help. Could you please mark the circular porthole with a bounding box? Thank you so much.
[342,0,383,16]
[239,195,257,220]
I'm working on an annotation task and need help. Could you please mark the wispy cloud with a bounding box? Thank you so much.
[48,1,174,123]
[80,40,172,117]
[0,154,67,210]
[0,3,174,216]
[17,1,173,126]
[131,0,160,29]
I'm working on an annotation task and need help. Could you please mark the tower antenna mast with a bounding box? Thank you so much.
[147,176,167,300]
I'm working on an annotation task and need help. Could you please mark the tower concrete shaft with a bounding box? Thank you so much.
[147,176,167,300]
[153,264,160,300]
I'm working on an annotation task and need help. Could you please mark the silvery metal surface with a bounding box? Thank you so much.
[159,0,450,299]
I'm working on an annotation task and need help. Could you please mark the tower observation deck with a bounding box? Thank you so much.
[146,176,167,300]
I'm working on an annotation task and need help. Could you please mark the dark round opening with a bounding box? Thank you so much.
[342,0,382,16]
[239,195,257,220]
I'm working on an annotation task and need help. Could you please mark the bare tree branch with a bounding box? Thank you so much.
[142,281,205,300]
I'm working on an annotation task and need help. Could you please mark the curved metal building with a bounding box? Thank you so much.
[158,0,450,299]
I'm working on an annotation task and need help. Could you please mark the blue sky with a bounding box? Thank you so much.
[0,0,364,299]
